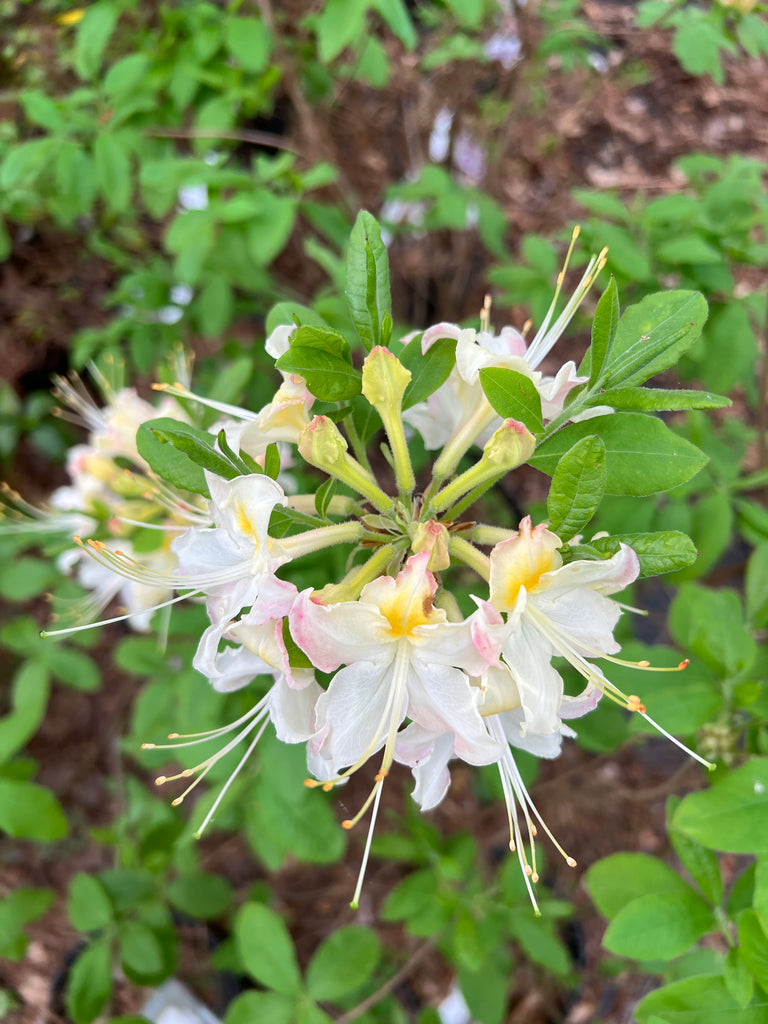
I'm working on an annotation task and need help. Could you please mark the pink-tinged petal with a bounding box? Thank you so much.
[406,660,502,765]
[421,321,462,352]
[289,590,392,672]
[540,543,639,597]
[269,675,322,744]
[560,680,602,719]
[412,617,494,676]
[469,597,508,666]
[538,361,587,421]
[488,517,564,611]
[314,660,404,775]
[532,586,624,657]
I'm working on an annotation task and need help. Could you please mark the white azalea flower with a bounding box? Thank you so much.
[290,552,502,905]
[480,515,640,736]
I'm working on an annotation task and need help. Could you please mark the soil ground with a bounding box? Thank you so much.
[1,3,767,1023]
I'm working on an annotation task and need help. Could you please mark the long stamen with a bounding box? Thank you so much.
[349,782,384,910]
[194,718,270,837]
[152,381,258,421]
[41,588,199,638]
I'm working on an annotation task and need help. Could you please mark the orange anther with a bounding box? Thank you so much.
[678,659,690,670]
[341,820,354,830]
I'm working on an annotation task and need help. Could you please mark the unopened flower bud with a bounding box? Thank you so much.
[298,416,393,511]
[410,519,450,570]
[362,347,415,493]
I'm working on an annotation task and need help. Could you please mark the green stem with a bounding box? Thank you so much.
[280,520,363,559]
[448,536,491,581]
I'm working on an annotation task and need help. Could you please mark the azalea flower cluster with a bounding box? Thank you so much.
[7,233,712,911]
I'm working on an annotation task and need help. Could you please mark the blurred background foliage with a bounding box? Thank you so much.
[1,1,768,1023]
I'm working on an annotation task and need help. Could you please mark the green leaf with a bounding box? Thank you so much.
[673,760,768,854]
[458,949,511,1024]
[670,584,755,676]
[118,919,165,981]
[656,234,724,266]
[167,872,232,919]
[746,543,768,628]
[290,324,349,358]
[668,822,722,905]
[674,19,726,82]
[20,91,62,132]
[266,303,329,335]
[152,427,239,482]
[165,211,215,285]
[0,557,56,600]
[547,435,606,540]
[275,347,362,401]
[45,647,100,692]
[592,387,730,412]
[65,939,113,1024]
[602,891,714,960]
[68,873,113,932]
[586,852,697,920]
[738,911,768,996]
[724,948,754,1009]
[588,277,620,386]
[103,54,151,97]
[316,0,368,62]
[93,134,132,212]
[306,925,380,1001]
[225,992,297,1024]
[75,3,119,79]
[245,195,296,266]
[532,414,708,496]
[598,291,709,388]
[345,210,391,352]
[0,660,50,764]
[372,0,416,47]
[0,887,55,960]
[400,336,457,410]
[224,16,272,72]
[589,531,698,577]
[636,974,764,1024]
[235,902,302,995]
[136,417,212,496]
[478,367,543,434]
[0,778,68,841]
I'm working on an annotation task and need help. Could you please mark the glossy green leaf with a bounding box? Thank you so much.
[306,925,381,1001]
[746,543,768,628]
[0,778,68,841]
[673,760,768,853]
[668,826,722,906]
[589,531,698,577]
[0,887,55,960]
[275,347,362,401]
[603,891,714,960]
[532,414,708,496]
[68,873,114,932]
[152,428,237,481]
[591,386,730,412]
[345,210,391,352]
[65,939,113,1024]
[588,277,620,386]
[400,336,457,410]
[478,367,543,434]
[235,902,302,995]
[547,434,606,540]
[290,324,350,357]
[598,291,708,388]
[136,417,211,496]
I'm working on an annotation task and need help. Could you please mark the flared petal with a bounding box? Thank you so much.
[289,589,393,672]
[501,618,564,736]
[312,658,403,775]
[395,723,455,811]
[269,674,323,744]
